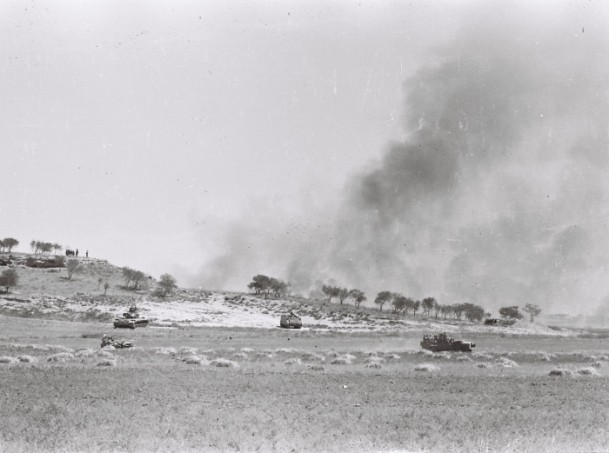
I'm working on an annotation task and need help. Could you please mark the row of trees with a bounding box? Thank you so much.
[30,240,62,255]
[0,238,19,253]
[321,285,367,307]
[373,291,487,321]
[247,275,290,298]
[499,304,542,322]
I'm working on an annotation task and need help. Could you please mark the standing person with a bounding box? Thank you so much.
[76,249,79,257]
[86,250,88,258]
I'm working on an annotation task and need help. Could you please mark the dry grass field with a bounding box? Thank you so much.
[1,315,609,453]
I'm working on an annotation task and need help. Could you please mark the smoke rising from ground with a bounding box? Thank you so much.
[193,3,609,315]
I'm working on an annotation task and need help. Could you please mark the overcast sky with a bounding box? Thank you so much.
[2,1,608,314]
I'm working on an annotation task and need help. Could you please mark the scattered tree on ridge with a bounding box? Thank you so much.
[66,259,80,280]
[0,238,19,253]
[422,297,436,317]
[156,273,178,297]
[103,281,110,296]
[523,303,542,322]
[337,288,350,305]
[374,291,392,312]
[0,268,18,293]
[499,305,523,320]
[348,289,366,308]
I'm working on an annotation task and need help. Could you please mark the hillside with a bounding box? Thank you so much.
[0,254,575,336]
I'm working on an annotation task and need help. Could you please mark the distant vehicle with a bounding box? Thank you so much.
[114,305,149,329]
[421,332,475,352]
[280,313,302,329]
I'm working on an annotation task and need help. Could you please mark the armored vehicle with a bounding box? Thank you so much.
[114,305,149,329]
[280,313,302,329]
[421,332,475,352]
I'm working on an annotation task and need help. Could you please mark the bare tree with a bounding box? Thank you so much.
[66,259,80,280]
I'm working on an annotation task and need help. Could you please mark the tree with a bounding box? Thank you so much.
[337,287,350,305]
[157,273,177,297]
[103,281,110,295]
[433,302,442,319]
[248,274,272,297]
[2,238,18,253]
[422,297,436,317]
[0,268,18,293]
[66,259,80,280]
[270,278,289,298]
[374,291,392,312]
[30,240,36,254]
[392,294,407,314]
[523,303,542,322]
[52,243,62,256]
[412,300,421,317]
[348,289,366,308]
[131,270,145,290]
[499,305,523,320]
[461,303,485,322]
[97,277,103,290]
[321,285,340,303]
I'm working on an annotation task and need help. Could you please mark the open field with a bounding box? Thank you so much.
[2,315,609,452]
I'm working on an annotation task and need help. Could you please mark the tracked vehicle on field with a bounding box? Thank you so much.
[113,305,149,329]
[421,332,475,352]
[279,312,302,329]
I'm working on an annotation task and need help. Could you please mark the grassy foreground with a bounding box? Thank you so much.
[1,321,609,452]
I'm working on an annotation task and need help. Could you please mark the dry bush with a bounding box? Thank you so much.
[330,356,353,365]
[0,356,18,364]
[17,355,37,363]
[577,367,599,376]
[232,352,248,359]
[300,352,325,362]
[477,363,489,368]
[306,364,325,371]
[457,356,472,362]
[183,355,205,365]
[178,347,198,355]
[433,352,451,360]
[496,357,519,368]
[549,368,575,377]
[414,363,439,372]
[590,361,602,368]
[284,358,302,366]
[472,352,494,360]
[366,361,383,369]
[96,359,117,367]
[210,358,239,369]
[275,348,298,354]
[47,352,75,362]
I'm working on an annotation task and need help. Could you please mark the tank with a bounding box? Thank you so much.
[279,313,302,329]
[114,305,149,329]
[421,332,475,352]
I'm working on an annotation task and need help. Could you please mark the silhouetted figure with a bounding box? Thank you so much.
[76,249,79,257]
[86,250,88,258]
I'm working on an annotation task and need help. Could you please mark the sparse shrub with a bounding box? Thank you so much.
[330,356,353,365]
[232,352,248,359]
[591,361,603,368]
[414,363,439,372]
[496,357,519,368]
[96,359,116,367]
[47,352,75,362]
[457,356,472,362]
[577,367,599,376]
[301,352,324,362]
[366,362,383,369]
[284,358,302,366]
[549,368,575,377]
[307,364,325,371]
[0,356,18,364]
[477,363,489,368]
[17,355,37,363]
[183,355,204,365]
[210,358,239,369]
[178,347,198,355]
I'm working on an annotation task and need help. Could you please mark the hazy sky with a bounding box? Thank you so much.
[2,1,608,314]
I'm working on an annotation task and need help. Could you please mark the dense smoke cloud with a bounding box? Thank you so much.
[194,3,609,315]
